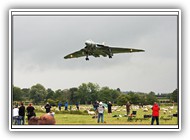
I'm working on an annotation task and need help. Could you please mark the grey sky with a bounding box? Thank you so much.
[13,15,178,93]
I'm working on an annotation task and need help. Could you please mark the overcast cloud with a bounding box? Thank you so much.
[13,15,178,93]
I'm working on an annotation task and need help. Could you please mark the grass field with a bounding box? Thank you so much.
[23,104,178,125]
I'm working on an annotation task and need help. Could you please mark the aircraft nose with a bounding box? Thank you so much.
[85,40,90,45]
[85,40,93,46]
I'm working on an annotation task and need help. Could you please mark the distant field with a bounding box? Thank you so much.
[23,104,178,125]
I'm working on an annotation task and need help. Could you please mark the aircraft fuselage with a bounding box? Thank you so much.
[64,40,144,60]
[84,40,112,59]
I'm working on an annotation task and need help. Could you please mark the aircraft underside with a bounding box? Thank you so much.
[64,40,144,60]
[85,49,113,60]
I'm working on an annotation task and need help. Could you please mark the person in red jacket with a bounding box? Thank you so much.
[151,102,160,125]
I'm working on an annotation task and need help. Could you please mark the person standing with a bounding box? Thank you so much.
[151,102,160,125]
[65,102,68,110]
[44,102,51,113]
[94,101,99,111]
[126,101,131,116]
[26,103,35,121]
[58,101,62,111]
[107,101,112,115]
[18,102,25,125]
[13,105,19,124]
[76,102,79,111]
[94,101,99,116]
[97,102,105,123]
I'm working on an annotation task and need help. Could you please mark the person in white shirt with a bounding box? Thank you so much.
[97,102,105,123]
[13,105,19,124]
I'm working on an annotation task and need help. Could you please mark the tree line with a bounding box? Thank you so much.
[13,82,178,106]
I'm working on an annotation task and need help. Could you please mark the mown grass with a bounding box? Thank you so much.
[24,105,178,125]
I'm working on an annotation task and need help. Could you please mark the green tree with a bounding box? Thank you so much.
[111,89,121,104]
[146,91,158,105]
[130,93,141,104]
[77,82,100,104]
[63,89,71,103]
[170,89,178,102]
[46,88,55,101]
[99,87,121,103]
[54,89,65,102]
[117,94,130,106]
[77,83,88,104]
[29,84,47,104]
[69,87,78,104]
[138,93,147,105]
[89,82,100,103]
[21,88,30,101]
[99,87,112,103]
[13,86,23,101]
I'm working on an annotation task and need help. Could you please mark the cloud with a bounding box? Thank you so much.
[13,15,178,93]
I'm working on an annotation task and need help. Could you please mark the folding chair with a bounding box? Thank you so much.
[132,111,137,117]
[127,111,137,121]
